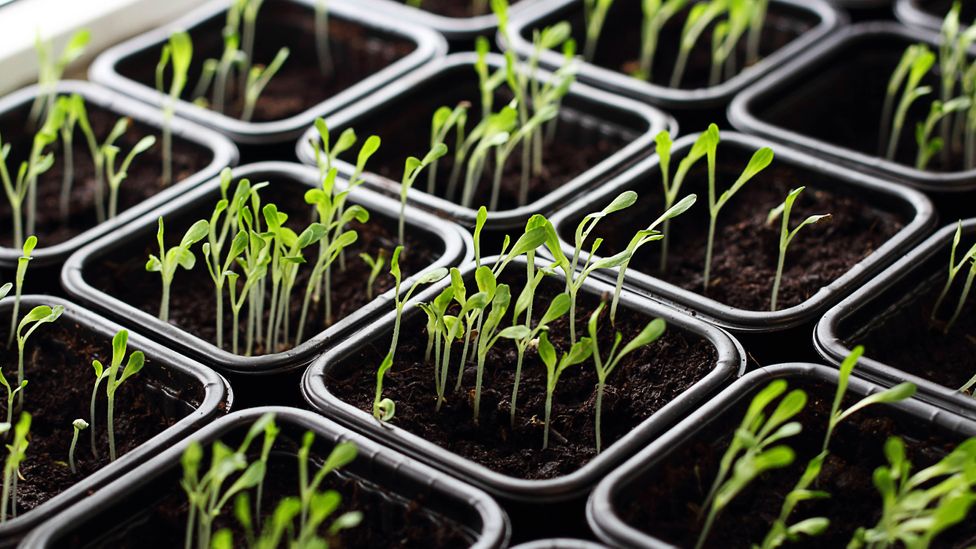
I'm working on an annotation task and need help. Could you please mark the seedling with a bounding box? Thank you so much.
[0,412,29,522]
[157,31,192,186]
[747,0,769,65]
[656,130,711,273]
[16,305,63,407]
[241,47,290,122]
[583,0,614,62]
[201,171,247,350]
[296,434,357,528]
[95,329,146,461]
[427,104,469,194]
[105,135,156,219]
[0,368,25,427]
[56,94,83,219]
[315,0,333,76]
[670,1,728,88]
[29,29,90,126]
[587,303,665,452]
[508,288,569,427]
[850,436,976,548]
[635,0,687,81]
[915,97,971,170]
[473,281,528,423]
[0,107,59,247]
[883,45,935,161]
[709,1,750,86]
[766,187,831,311]
[145,217,210,322]
[76,109,130,223]
[935,3,976,166]
[696,379,805,549]
[360,250,387,301]
[537,332,593,449]
[931,221,976,335]
[68,419,88,474]
[398,144,448,248]
[701,125,773,290]
[8,236,36,348]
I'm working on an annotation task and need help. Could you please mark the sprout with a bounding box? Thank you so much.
[537,332,593,449]
[105,135,156,219]
[241,47,289,122]
[145,217,210,322]
[95,329,146,461]
[0,368,25,427]
[509,288,570,427]
[157,31,192,186]
[0,103,60,245]
[76,110,130,223]
[433,274,487,411]
[427,103,469,194]
[296,434,356,528]
[16,305,63,408]
[746,0,769,65]
[766,187,831,312]
[399,144,448,248]
[359,250,387,301]
[473,280,527,423]
[709,1,750,86]
[239,0,266,89]
[915,97,972,172]
[315,0,333,76]
[583,0,614,62]
[7,236,36,348]
[670,1,727,88]
[29,29,90,127]
[935,3,976,166]
[202,171,248,350]
[56,94,83,220]
[696,379,805,549]
[656,130,710,273]
[587,303,665,452]
[635,0,686,82]
[883,45,935,161]
[849,436,976,548]
[68,419,88,474]
[701,125,773,291]
[931,221,976,335]
[227,227,271,356]
[0,412,29,522]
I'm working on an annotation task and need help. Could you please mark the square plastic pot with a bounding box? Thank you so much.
[61,161,472,376]
[358,0,552,45]
[0,295,232,546]
[302,255,745,505]
[587,363,976,548]
[89,0,447,146]
[0,80,237,289]
[546,131,936,339]
[19,407,510,549]
[816,219,976,422]
[503,0,844,114]
[730,22,976,193]
[295,52,674,235]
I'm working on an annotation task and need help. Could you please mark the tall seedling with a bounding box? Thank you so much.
[94,330,146,461]
[7,236,36,348]
[157,31,192,186]
[146,217,210,322]
[537,332,593,449]
[766,187,830,311]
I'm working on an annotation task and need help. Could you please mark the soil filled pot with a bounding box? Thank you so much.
[0,80,237,292]
[895,0,971,33]
[89,0,446,147]
[546,131,934,356]
[816,219,976,422]
[730,22,976,193]
[19,406,510,548]
[504,0,843,124]
[61,162,471,377]
[587,363,976,548]
[295,52,674,237]
[302,255,745,507]
[0,295,231,546]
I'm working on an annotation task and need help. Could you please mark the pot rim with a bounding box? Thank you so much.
[356,0,551,41]
[894,0,944,33]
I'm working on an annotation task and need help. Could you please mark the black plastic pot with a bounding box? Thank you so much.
[0,80,237,292]
[816,219,976,422]
[895,0,963,33]
[504,0,843,126]
[19,406,510,548]
[295,52,674,238]
[512,539,608,549]
[546,131,935,362]
[360,0,551,47]
[587,363,976,548]
[61,162,472,377]
[302,255,745,509]
[730,22,976,194]
[0,295,231,547]
[89,0,446,149]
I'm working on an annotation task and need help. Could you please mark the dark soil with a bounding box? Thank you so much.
[569,143,906,311]
[618,379,976,548]
[0,317,204,516]
[848,239,976,390]
[757,32,971,172]
[328,269,721,480]
[58,437,475,547]
[119,1,414,123]
[0,97,211,248]
[402,0,521,17]
[541,1,815,90]
[85,176,443,356]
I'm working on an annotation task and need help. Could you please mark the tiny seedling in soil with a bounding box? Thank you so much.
[931,221,976,337]
[145,217,210,323]
[537,331,593,449]
[0,107,58,247]
[68,419,88,474]
[7,236,36,348]
[1,413,29,522]
[94,330,146,461]
[880,45,935,161]
[766,187,831,312]
[0,367,25,427]
[359,250,387,301]
[156,31,192,186]
[15,305,63,408]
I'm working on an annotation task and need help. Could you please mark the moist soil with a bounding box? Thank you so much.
[328,271,721,480]
[575,144,906,311]
[849,250,976,390]
[553,1,815,91]
[402,0,522,18]
[0,318,203,515]
[618,379,976,548]
[119,1,414,123]
[757,32,972,172]
[86,176,442,356]
[0,99,211,248]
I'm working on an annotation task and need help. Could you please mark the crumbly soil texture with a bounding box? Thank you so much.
[573,144,906,311]
[0,319,202,515]
[554,1,815,90]
[328,271,721,480]
[86,176,443,356]
[0,99,211,248]
[848,242,976,390]
[119,1,414,122]
[402,0,521,17]
[618,379,976,548]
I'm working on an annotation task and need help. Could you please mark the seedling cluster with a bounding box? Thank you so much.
[181,413,362,549]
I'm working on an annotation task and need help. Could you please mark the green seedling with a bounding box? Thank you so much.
[935,2,976,166]
[146,217,210,322]
[587,303,665,452]
[1,412,29,522]
[670,0,728,88]
[296,434,356,529]
[508,287,569,427]
[315,0,333,76]
[68,419,88,474]
[241,47,289,122]
[238,0,266,89]
[583,0,615,62]
[201,171,246,350]
[473,280,526,423]
[931,222,976,335]
[29,29,90,126]
[105,135,156,219]
[427,103,469,194]
[709,0,751,86]
[75,109,129,223]
[95,330,146,461]
[399,144,448,247]
[656,130,711,273]
[157,31,192,186]
[747,0,769,64]
[538,332,593,449]
[0,105,59,246]
[635,0,687,82]
[0,368,25,427]
[8,236,35,348]
[766,187,831,312]
[696,379,805,549]
[360,250,387,301]
[16,305,63,408]
[884,45,936,161]
[56,94,83,219]
[915,97,971,170]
